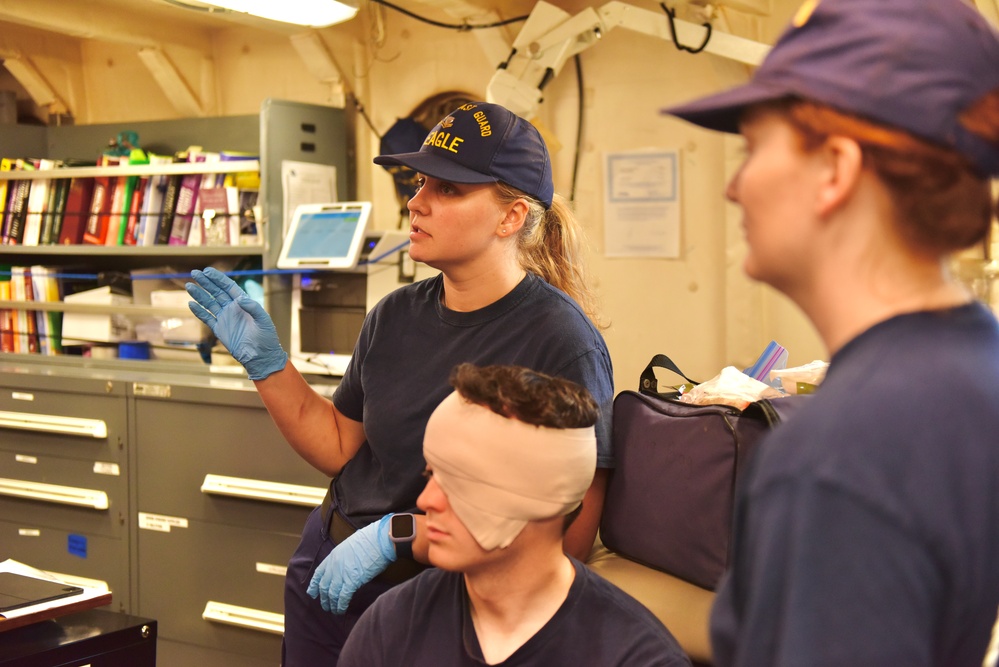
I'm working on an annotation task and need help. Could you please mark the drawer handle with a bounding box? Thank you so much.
[0,411,108,439]
[200,474,326,507]
[202,601,284,635]
[0,478,110,509]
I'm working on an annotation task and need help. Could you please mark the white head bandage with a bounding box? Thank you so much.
[423,390,596,551]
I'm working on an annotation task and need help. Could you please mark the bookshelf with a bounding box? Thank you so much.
[1,99,351,665]
[0,98,352,367]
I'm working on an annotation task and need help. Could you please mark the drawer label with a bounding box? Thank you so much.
[256,562,288,577]
[93,461,121,476]
[18,528,41,537]
[138,512,189,532]
[11,392,34,402]
[132,383,171,398]
[68,534,88,558]
[15,454,37,464]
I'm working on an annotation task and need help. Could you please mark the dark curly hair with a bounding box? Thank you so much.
[447,363,598,532]
[448,363,599,430]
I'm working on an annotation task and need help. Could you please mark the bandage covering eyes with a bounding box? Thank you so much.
[423,390,596,551]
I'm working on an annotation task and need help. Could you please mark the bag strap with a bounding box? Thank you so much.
[639,354,700,397]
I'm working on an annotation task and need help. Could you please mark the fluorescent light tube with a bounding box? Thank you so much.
[198,0,358,27]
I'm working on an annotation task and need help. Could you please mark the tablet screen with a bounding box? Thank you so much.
[0,572,84,613]
[278,202,372,270]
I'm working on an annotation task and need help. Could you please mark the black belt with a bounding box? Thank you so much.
[319,486,428,585]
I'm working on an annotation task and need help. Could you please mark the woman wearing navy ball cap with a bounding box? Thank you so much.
[664,0,999,665]
[186,101,614,665]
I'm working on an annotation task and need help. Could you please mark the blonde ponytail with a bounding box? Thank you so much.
[496,183,607,330]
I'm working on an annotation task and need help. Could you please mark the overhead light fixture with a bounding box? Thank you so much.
[181,0,359,28]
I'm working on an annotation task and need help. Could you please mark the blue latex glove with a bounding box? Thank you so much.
[307,514,396,614]
[185,267,288,380]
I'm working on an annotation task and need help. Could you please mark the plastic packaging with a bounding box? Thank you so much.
[769,360,829,394]
[680,366,784,410]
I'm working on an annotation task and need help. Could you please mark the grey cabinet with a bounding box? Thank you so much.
[0,370,131,611]
[0,360,332,667]
[132,378,328,665]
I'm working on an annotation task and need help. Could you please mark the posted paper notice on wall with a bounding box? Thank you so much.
[603,150,680,258]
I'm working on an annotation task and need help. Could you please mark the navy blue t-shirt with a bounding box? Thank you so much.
[711,303,999,666]
[332,272,614,526]
[339,557,692,666]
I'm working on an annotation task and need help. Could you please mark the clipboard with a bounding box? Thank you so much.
[0,567,112,633]
[0,573,84,613]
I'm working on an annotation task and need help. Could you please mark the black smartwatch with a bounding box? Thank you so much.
[389,513,416,560]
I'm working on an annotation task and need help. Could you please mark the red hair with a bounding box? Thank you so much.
[754,93,998,256]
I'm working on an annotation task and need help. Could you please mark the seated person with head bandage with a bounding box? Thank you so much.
[338,364,691,667]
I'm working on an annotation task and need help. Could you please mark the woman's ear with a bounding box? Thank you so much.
[815,136,864,218]
[499,198,529,236]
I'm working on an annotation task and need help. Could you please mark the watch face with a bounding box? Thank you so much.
[391,513,416,541]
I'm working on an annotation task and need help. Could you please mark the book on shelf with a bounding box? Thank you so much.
[168,150,207,246]
[103,156,127,247]
[0,149,260,248]
[40,177,71,245]
[154,172,183,246]
[3,159,33,245]
[0,268,13,353]
[9,266,39,354]
[81,169,116,245]
[123,174,148,246]
[0,158,11,243]
[29,265,62,355]
[117,148,149,246]
[136,153,174,246]
[21,158,57,246]
[237,187,261,245]
[58,177,95,245]
[196,187,232,246]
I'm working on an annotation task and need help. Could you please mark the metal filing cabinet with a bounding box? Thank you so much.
[0,371,130,610]
[132,377,330,667]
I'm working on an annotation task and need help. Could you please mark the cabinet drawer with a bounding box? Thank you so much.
[135,392,326,532]
[0,452,126,537]
[0,382,126,463]
[0,518,129,612]
[137,517,296,660]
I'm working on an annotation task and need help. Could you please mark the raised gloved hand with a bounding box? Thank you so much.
[307,514,396,614]
[186,267,288,380]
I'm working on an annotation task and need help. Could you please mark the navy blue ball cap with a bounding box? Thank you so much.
[662,0,999,176]
[374,102,554,208]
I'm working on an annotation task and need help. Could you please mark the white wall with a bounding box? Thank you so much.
[0,0,828,390]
